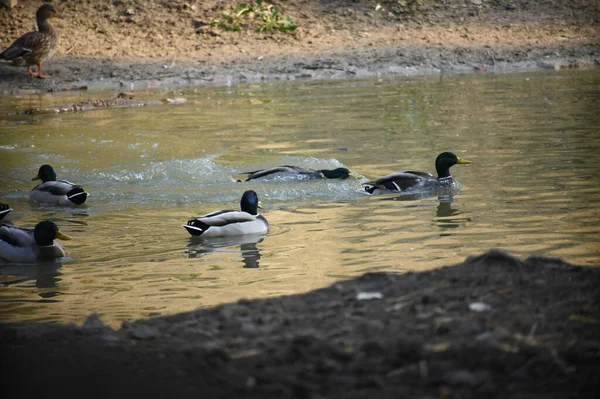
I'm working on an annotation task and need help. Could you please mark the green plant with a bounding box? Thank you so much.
[210,1,296,33]
[256,3,297,32]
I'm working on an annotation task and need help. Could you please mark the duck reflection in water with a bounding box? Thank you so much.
[185,233,265,269]
[435,195,471,233]
[436,195,458,218]
[0,261,63,299]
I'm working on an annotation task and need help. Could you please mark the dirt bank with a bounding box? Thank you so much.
[1,0,599,93]
[1,250,599,398]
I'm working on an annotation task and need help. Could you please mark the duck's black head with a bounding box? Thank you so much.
[240,190,261,215]
[33,164,57,182]
[34,221,71,246]
[434,152,471,178]
[319,168,355,179]
[37,4,62,21]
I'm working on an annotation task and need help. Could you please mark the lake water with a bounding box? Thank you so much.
[1,70,599,326]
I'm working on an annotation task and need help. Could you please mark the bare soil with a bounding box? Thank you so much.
[1,0,599,92]
[2,250,599,398]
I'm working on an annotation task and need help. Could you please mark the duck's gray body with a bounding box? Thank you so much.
[183,190,268,238]
[0,224,65,263]
[184,210,269,237]
[30,180,88,206]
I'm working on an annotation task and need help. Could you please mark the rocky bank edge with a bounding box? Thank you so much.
[2,249,599,398]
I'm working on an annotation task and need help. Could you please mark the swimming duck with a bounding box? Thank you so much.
[183,190,268,237]
[0,4,62,79]
[0,220,71,263]
[242,166,357,181]
[0,203,12,220]
[30,164,88,206]
[363,152,472,194]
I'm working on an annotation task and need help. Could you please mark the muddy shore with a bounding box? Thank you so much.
[2,42,599,94]
[1,0,599,93]
[2,250,599,398]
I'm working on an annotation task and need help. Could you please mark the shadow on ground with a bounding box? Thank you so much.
[2,249,599,398]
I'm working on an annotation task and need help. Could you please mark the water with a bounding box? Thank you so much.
[1,70,599,326]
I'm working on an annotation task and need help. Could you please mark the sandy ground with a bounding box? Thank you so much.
[0,0,599,93]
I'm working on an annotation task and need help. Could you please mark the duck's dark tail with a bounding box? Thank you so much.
[67,187,88,205]
[0,203,12,220]
[183,219,209,236]
[363,185,377,195]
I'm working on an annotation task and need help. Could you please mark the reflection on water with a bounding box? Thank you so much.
[0,69,599,326]
[186,234,265,269]
[0,262,62,301]
[435,196,467,233]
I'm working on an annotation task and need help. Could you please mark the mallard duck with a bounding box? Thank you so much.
[183,190,269,237]
[0,220,71,263]
[363,152,472,194]
[0,203,12,220]
[0,4,62,79]
[242,166,357,181]
[30,164,88,206]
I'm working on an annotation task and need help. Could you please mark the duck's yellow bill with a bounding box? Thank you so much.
[349,173,361,179]
[32,174,41,181]
[56,230,72,241]
[456,158,472,164]
[257,202,263,209]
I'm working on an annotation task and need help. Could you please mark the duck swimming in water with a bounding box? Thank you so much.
[30,164,88,206]
[0,4,62,79]
[241,166,357,181]
[363,152,471,194]
[183,190,268,237]
[0,220,71,263]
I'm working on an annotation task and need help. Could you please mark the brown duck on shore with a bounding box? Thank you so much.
[0,4,62,79]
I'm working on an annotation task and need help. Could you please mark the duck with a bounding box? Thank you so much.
[30,164,88,206]
[0,4,62,79]
[0,220,71,263]
[0,203,12,220]
[241,166,357,181]
[363,152,472,194]
[183,190,269,237]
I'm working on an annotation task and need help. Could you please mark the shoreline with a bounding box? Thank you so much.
[1,41,598,94]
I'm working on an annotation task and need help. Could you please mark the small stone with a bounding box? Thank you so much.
[83,312,110,330]
[356,291,383,300]
[122,321,159,340]
[443,369,478,386]
[469,302,491,312]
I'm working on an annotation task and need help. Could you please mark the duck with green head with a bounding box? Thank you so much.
[183,190,269,237]
[0,220,71,263]
[363,152,472,194]
[241,165,358,182]
[30,164,88,206]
